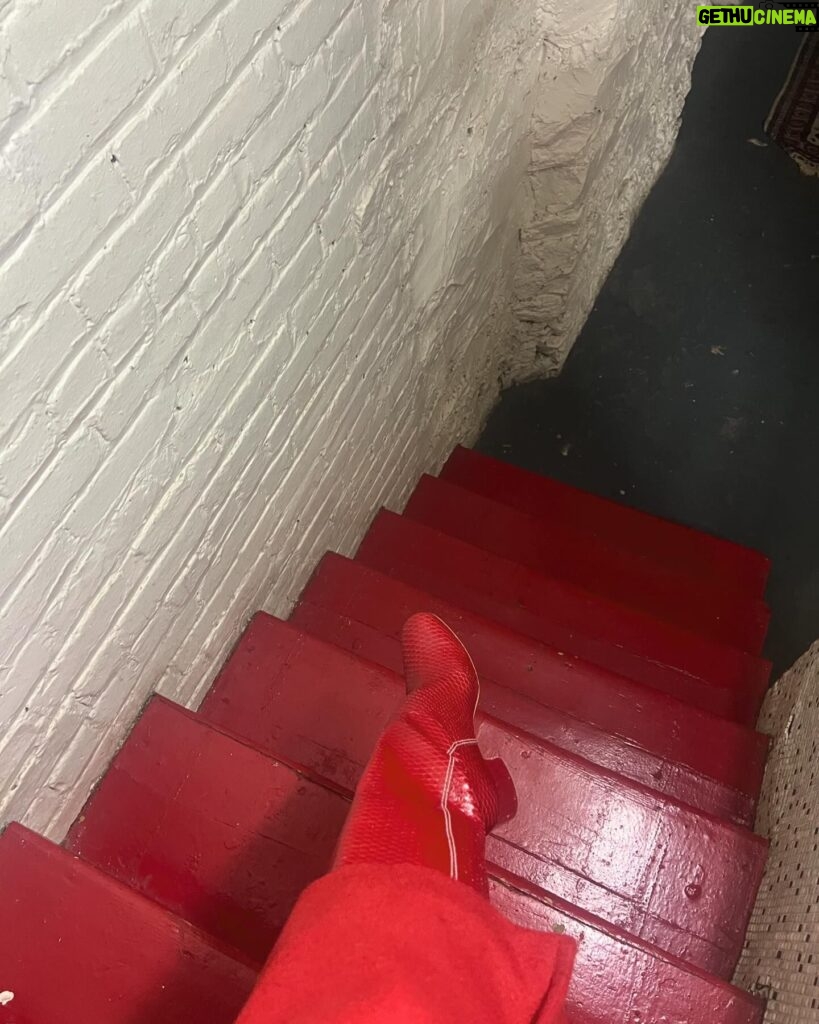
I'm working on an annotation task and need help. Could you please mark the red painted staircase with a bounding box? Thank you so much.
[0,446,772,1024]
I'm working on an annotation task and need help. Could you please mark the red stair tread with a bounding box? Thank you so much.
[441,445,770,598]
[292,555,758,826]
[357,510,770,727]
[490,870,764,1024]
[352,525,770,793]
[297,551,767,798]
[66,697,762,1024]
[199,614,767,978]
[67,696,349,964]
[292,601,755,827]
[0,824,254,1024]
[404,474,770,655]
[483,726,763,976]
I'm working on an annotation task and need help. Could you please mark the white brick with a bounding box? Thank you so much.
[189,168,242,251]
[0,340,111,501]
[5,13,156,200]
[123,2,281,193]
[0,53,26,129]
[33,416,183,670]
[218,0,287,66]
[0,158,132,336]
[119,339,293,654]
[0,158,39,248]
[96,283,156,368]
[183,46,285,191]
[71,159,192,323]
[23,359,277,704]
[0,296,86,443]
[260,231,322,322]
[214,149,302,277]
[337,81,380,170]
[0,315,194,687]
[305,55,368,169]
[325,4,365,78]
[331,251,400,358]
[2,0,126,85]
[290,228,355,329]
[186,250,231,317]
[188,47,322,195]
[0,426,107,600]
[25,717,100,835]
[113,29,229,192]
[269,148,340,266]
[277,0,351,66]
[236,70,319,184]
[147,226,199,312]
[140,0,223,66]
[90,297,199,442]
[320,145,377,242]
[184,157,283,316]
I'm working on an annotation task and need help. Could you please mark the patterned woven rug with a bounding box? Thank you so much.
[766,35,819,176]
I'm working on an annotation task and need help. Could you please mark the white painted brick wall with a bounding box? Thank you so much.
[0,0,546,836]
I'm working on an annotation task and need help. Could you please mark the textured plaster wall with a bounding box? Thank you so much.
[735,642,819,1023]
[0,0,544,837]
[507,0,704,380]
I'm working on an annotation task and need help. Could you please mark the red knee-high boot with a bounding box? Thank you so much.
[237,613,576,1024]
[333,612,518,892]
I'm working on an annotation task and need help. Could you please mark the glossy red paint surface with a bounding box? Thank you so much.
[199,614,767,977]
[404,474,770,655]
[295,600,754,829]
[67,696,349,963]
[63,695,762,1024]
[480,722,766,977]
[441,445,771,598]
[490,869,764,1024]
[357,510,771,726]
[350,529,770,791]
[292,554,758,826]
[0,825,255,1024]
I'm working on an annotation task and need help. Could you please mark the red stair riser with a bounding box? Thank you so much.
[0,825,254,1024]
[357,510,771,724]
[199,615,767,978]
[66,696,349,964]
[403,475,770,655]
[291,575,756,827]
[353,529,771,793]
[66,699,762,1024]
[441,446,770,597]
[356,512,769,729]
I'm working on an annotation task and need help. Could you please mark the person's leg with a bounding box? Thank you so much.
[237,613,575,1024]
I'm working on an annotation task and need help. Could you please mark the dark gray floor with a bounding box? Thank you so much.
[478,27,819,677]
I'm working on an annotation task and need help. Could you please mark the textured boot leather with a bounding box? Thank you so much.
[333,612,517,893]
